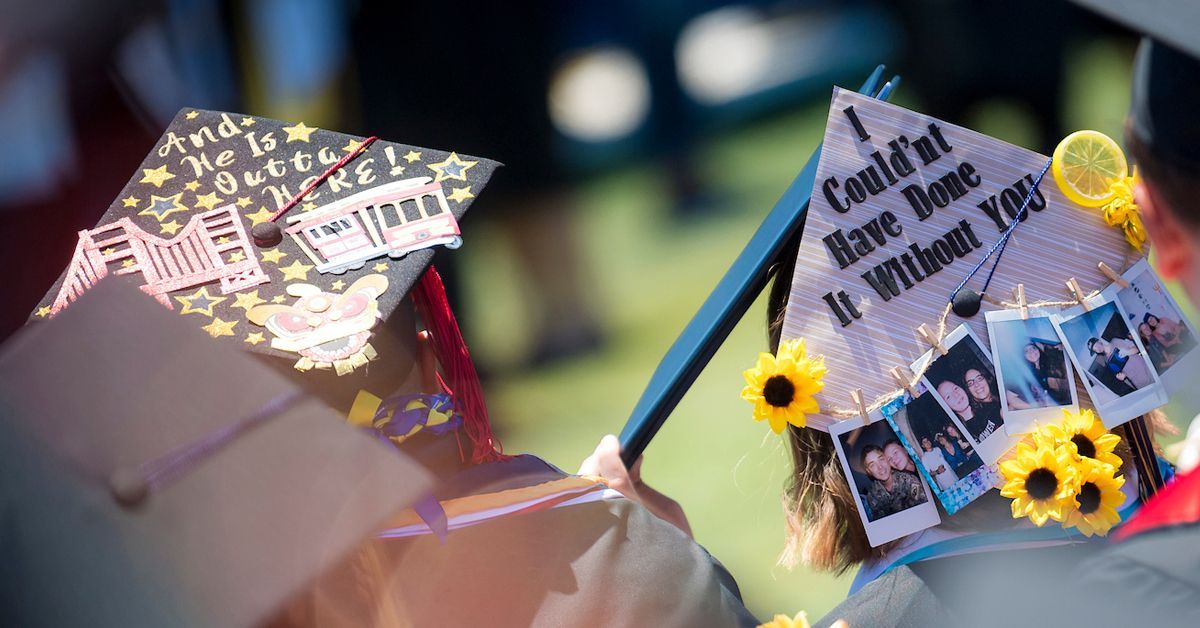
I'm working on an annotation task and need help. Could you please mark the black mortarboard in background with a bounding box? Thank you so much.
[1071,0,1200,168]
[0,279,434,627]
[29,109,498,378]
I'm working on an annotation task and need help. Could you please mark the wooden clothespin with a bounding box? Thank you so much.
[850,388,869,424]
[1014,284,1028,320]
[917,324,947,356]
[1098,261,1130,289]
[1066,277,1091,311]
[890,366,918,397]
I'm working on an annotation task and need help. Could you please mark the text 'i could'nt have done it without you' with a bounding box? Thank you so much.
[818,105,1048,327]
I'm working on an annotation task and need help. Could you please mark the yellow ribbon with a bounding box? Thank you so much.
[1100,175,1146,251]
[347,389,456,445]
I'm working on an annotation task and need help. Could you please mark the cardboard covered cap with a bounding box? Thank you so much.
[0,278,433,626]
[30,109,499,376]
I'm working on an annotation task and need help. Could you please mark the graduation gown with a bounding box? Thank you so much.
[278,455,758,627]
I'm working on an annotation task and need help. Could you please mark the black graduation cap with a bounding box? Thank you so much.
[1071,0,1200,167]
[30,109,498,377]
[0,278,435,627]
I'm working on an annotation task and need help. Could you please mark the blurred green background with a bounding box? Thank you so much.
[460,39,1199,620]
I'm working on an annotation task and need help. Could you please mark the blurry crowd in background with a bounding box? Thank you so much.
[0,0,1129,357]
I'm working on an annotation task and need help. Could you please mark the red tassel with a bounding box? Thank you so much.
[412,265,508,464]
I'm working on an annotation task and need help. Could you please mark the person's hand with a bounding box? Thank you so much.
[579,434,692,537]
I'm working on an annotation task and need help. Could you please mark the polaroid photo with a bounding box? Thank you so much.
[881,389,1002,516]
[830,411,940,547]
[913,324,1022,464]
[985,308,1079,434]
[1101,258,1200,397]
[1052,297,1168,428]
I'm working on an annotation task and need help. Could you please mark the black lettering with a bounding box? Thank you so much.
[845,177,868,204]
[823,291,853,326]
[938,169,970,200]
[944,227,972,257]
[899,252,926,282]
[856,165,886,195]
[909,242,944,275]
[932,240,955,265]
[843,106,871,142]
[822,177,850,213]
[928,122,953,153]
[870,150,898,185]
[847,228,875,257]
[958,161,981,187]
[879,211,902,237]
[928,180,951,207]
[912,135,942,166]
[889,138,916,177]
[1015,174,1048,212]
[861,263,902,300]
[959,219,983,248]
[837,291,863,320]
[822,229,859,269]
[1000,187,1025,220]
[902,184,934,220]
[976,196,1008,232]
[860,218,888,246]
[885,258,915,289]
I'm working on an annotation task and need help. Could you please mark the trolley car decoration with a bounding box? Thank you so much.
[247,274,389,375]
[285,177,463,275]
[50,204,269,316]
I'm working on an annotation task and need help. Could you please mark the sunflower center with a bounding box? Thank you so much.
[1071,434,1096,459]
[1077,482,1102,514]
[763,375,796,407]
[1026,468,1058,500]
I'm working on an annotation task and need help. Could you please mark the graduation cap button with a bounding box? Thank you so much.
[252,222,284,248]
[109,467,150,508]
[951,288,983,317]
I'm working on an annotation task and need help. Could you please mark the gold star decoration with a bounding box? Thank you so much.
[260,248,287,264]
[282,122,318,143]
[185,111,199,120]
[227,251,246,263]
[195,191,223,210]
[140,165,176,188]
[272,294,287,304]
[341,139,364,153]
[140,193,188,221]
[160,220,183,236]
[331,279,346,291]
[101,247,117,256]
[279,260,314,281]
[301,202,317,212]
[121,195,140,208]
[246,206,275,226]
[236,196,251,208]
[175,286,228,317]
[216,236,230,245]
[403,150,421,163]
[427,152,477,183]
[240,117,256,127]
[447,186,474,202]
[184,180,201,192]
[231,290,266,312]
[390,164,405,176]
[373,262,389,272]
[35,306,51,318]
[121,259,136,268]
[202,317,237,338]
[244,332,266,345]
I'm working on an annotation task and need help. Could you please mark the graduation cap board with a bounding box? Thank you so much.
[779,88,1138,430]
[0,278,434,627]
[30,109,498,376]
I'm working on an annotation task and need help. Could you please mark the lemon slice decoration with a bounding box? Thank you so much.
[1052,130,1128,207]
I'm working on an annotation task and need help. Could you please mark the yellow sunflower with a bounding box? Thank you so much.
[757,611,810,628]
[741,338,825,434]
[1000,440,1079,526]
[1037,409,1123,470]
[1063,457,1126,537]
